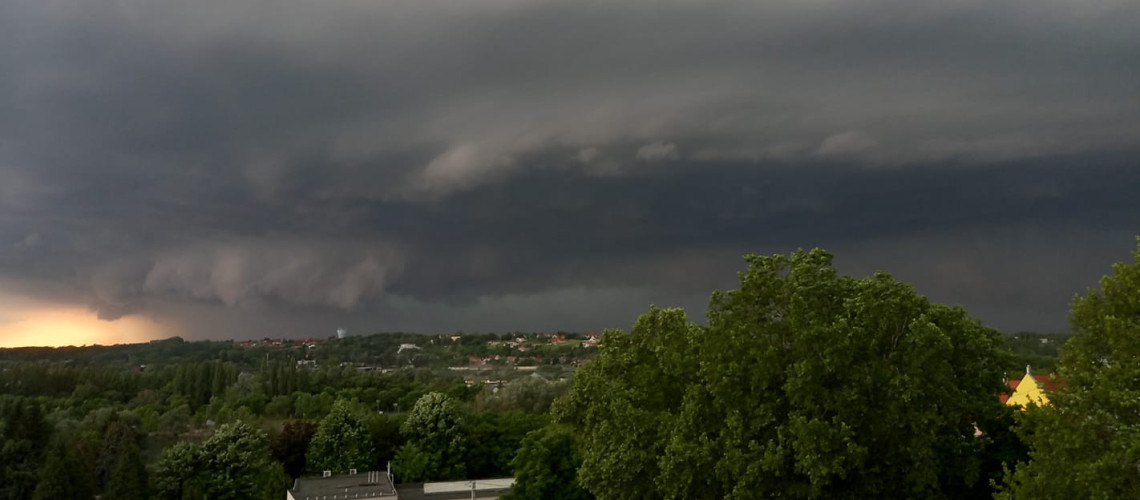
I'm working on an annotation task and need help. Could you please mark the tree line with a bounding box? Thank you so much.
[5,240,1139,499]
[0,350,566,499]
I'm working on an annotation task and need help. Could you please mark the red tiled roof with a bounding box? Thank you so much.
[1035,374,1064,392]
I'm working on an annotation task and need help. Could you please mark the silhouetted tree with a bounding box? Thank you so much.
[272,420,318,479]
[32,432,95,500]
[104,441,148,500]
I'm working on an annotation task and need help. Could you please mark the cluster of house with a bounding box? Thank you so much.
[485,338,531,350]
[466,354,541,364]
[481,333,564,346]
[484,333,600,349]
[397,343,422,354]
[236,337,325,349]
[463,378,506,389]
[235,332,602,354]
[534,332,601,346]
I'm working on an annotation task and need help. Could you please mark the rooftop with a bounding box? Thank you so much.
[289,471,397,500]
[1001,367,1065,407]
[395,478,515,500]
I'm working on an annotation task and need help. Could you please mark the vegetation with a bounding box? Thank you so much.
[1004,332,1070,373]
[0,330,580,499]
[998,240,1140,499]
[2,241,1134,499]
[32,431,95,500]
[557,249,1012,498]
[306,400,374,474]
[394,392,469,482]
[503,425,589,500]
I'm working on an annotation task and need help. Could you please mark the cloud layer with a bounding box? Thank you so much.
[1,0,1138,341]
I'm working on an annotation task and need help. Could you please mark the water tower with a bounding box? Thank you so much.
[336,328,347,339]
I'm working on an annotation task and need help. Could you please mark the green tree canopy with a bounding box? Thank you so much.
[32,432,95,500]
[392,442,435,484]
[104,440,148,500]
[200,421,288,500]
[477,376,567,414]
[306,399,375,474]
[95,416,141,494]
[0,398,52,499]
[395,392,467,482]
[557,249,1010,499]
[153,441,203,500]
[465,411,548,478]
[504,425,590,500]
[999,238,1140,499]
[367,413,404,465]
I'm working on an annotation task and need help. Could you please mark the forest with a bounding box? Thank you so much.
[3,240,1139,499]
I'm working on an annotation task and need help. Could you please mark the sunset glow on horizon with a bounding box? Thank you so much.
[0,307,171,348]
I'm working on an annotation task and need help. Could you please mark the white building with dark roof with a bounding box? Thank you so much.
[287,470,397,500]
[287,471,514,500]
[395,478,514,500]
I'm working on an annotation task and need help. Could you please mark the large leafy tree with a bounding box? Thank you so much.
[367,413,404,465]
[554,307,698,499]
[394,392,467,482]
[306,400,375,474]
[153,442,203,500]
[200,421,289,500]
[999,239,1140,499]
[465,411,548,478]
[272,420,318,479]
[392,442,435,483]
[504,425,590,500]
[558,249,1009,499]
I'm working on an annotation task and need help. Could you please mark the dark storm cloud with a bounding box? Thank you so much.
[0,0,1137,339]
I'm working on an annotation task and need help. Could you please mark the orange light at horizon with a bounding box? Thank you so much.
[0,308,170,348]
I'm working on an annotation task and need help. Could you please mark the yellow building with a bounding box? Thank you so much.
[1002,366,1062,409]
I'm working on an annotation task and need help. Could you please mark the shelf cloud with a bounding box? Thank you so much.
[1,0,1137,342]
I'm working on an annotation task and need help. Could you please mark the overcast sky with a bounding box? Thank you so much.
[1,0,1138,345]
